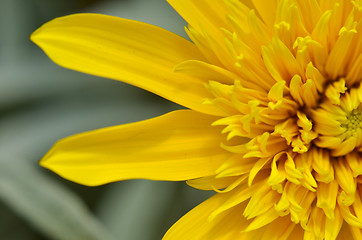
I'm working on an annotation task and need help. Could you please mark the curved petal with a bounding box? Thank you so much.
[167,0,228,36]
[163,188,299,240]
[41,110,229,186]
[163,192,249,240]
[336,222,355,239]
[166,0,254,40]
[31,13,224,116]
[166,0,230,68]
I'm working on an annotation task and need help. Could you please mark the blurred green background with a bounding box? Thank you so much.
[0,0,213,239]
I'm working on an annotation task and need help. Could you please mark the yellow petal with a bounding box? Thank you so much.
[163,192,248,240]
[325,208,343,240]
[349,225,362,240]
[325,30,357,79]
[167,0,228,40]
[164,191,300,239]
[311,148,334,183]
[334,160,356,196]
[163,192,273,240]
[336,222,355,240]
[41,110,229,186]
[251,0,278,27]
[174,60,238,84]
[243,207,279,232]
[31,13,223,116]
[186,175,239,191]
[167,0,235,71]
[260,216,301,240]
[316,181,339,219]
[209,184,254,221]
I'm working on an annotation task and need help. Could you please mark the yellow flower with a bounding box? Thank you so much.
[31,0,361,239]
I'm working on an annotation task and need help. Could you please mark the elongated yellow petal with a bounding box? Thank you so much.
[167,0,228,38]
[174,60,238,84]
[251,0,278,27]
[31,13,224,116]
[167,0,235,70]
[186,175,240,191]
[166,193,299,240]
[163,192,251,240]
[337,222,355,240]
[325,208,343,240]
[260,216,301,240]
[41,110,229,186]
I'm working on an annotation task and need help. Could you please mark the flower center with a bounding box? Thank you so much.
[342,108,362,134]
[312,80,362,156]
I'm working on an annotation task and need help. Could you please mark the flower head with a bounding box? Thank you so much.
[32,0,362,239]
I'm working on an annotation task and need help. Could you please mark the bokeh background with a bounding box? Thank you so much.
[0,0,213,239]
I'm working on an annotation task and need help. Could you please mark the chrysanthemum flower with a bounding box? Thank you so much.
[31,0,361,239]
